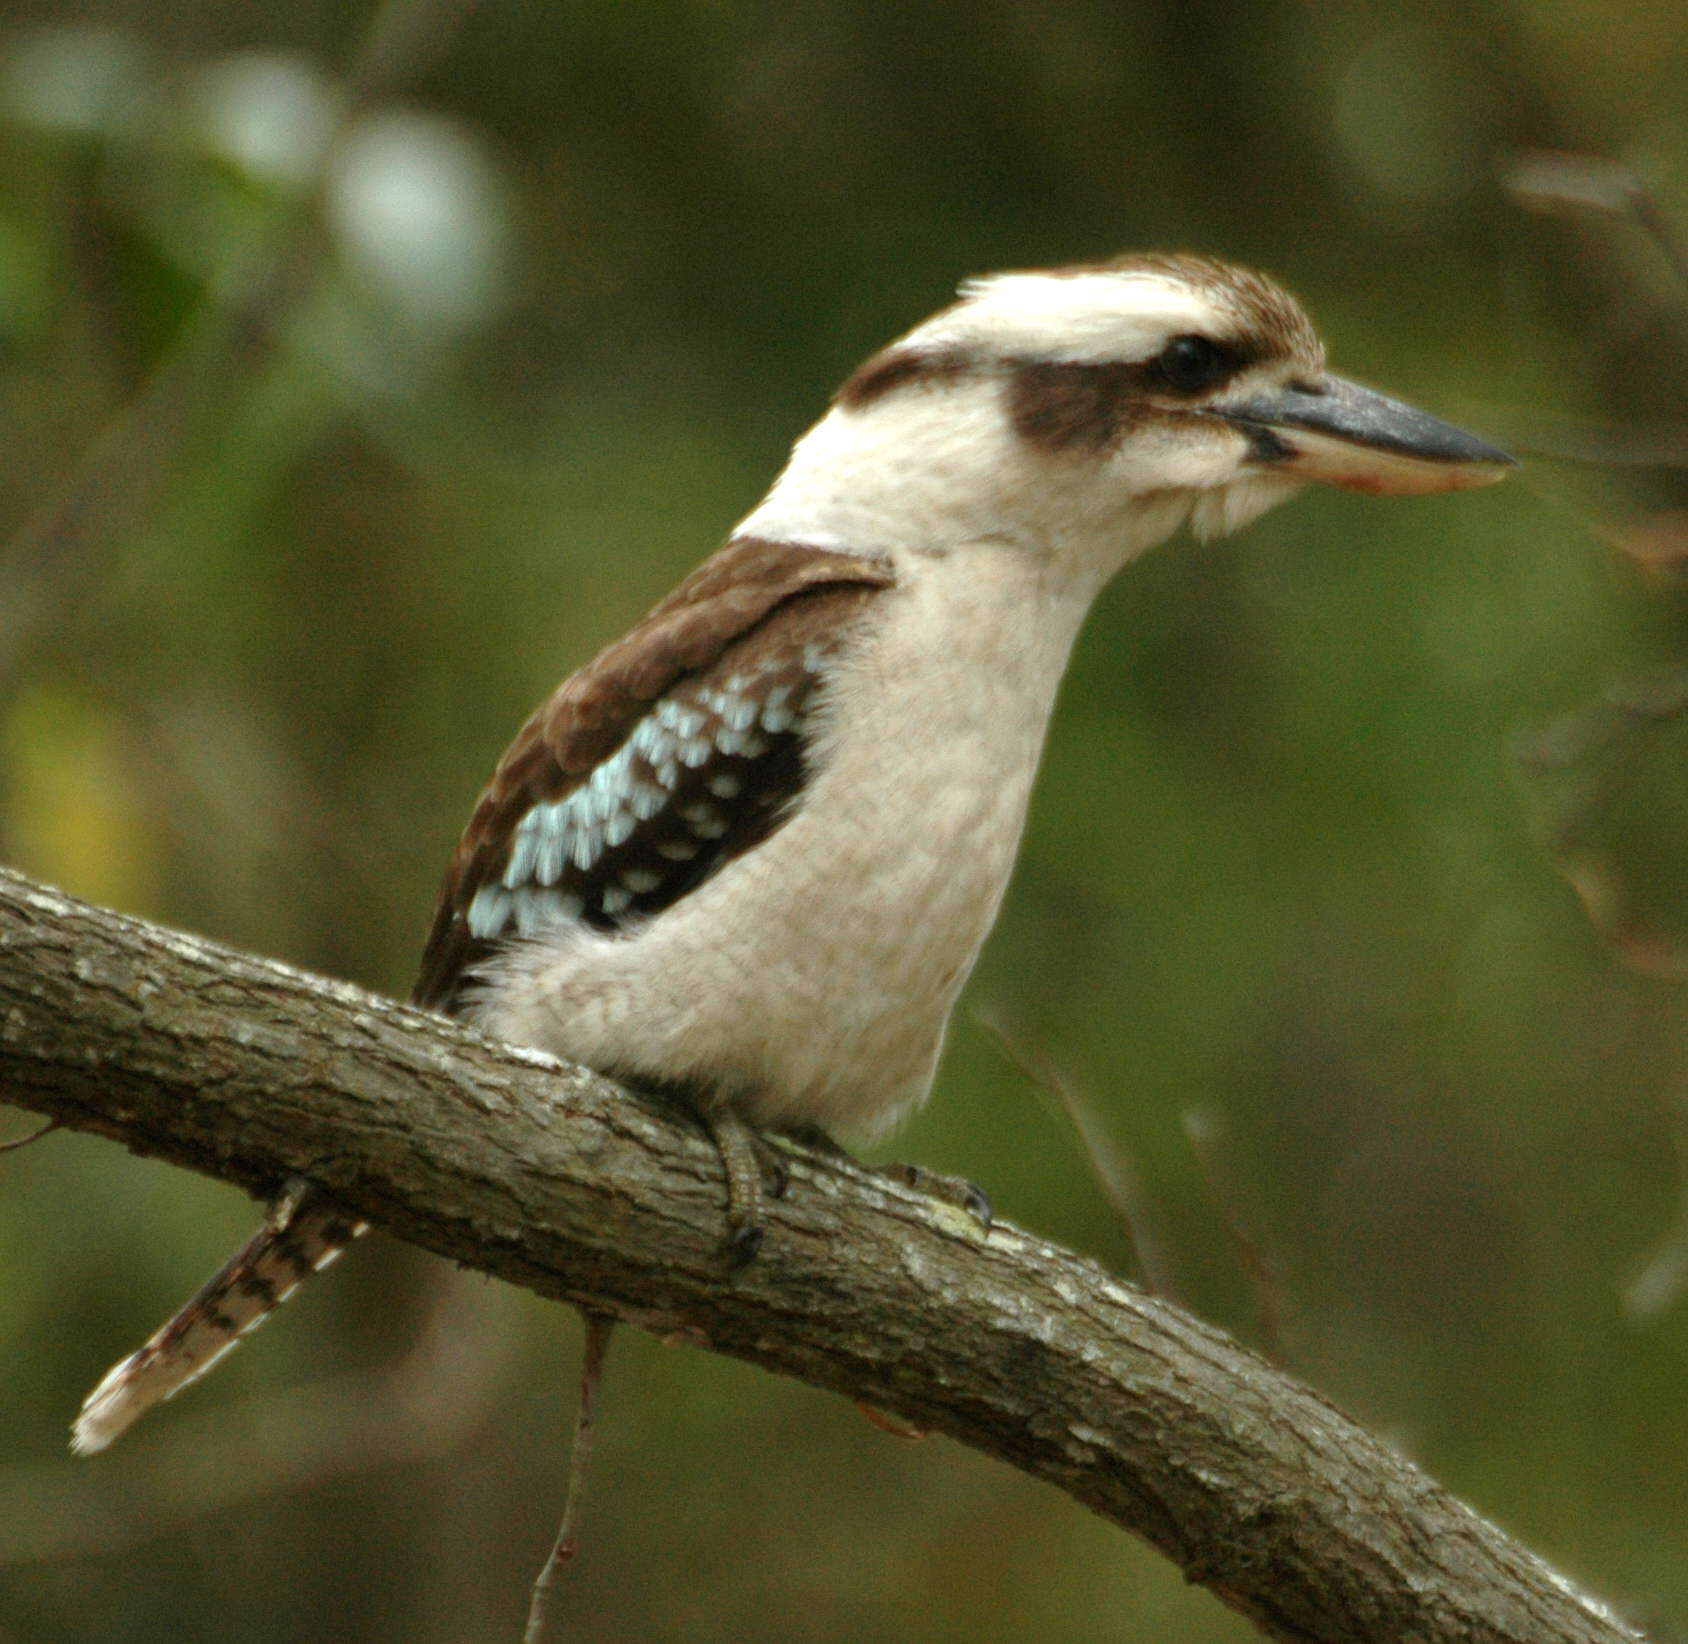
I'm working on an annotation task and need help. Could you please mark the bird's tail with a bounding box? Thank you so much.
[71,1189,367,1455]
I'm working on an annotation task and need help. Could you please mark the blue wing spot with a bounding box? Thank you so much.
[470,634,839,947]
[469,882,586,938]
[467,884,513,938]
[761,685,796,734]
[569,824,601,871]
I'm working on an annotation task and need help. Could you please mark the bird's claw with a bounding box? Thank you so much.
[886,1162,993,1231]
[724,1219,765,1268]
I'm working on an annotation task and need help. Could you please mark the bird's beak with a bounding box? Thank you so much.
[1212,375,1515,496]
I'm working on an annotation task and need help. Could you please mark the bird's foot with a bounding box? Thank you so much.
[878,1161,993,1230]
[700,1115,991,1261]
[779,1126,992,1232]
[700,1107,790,1267]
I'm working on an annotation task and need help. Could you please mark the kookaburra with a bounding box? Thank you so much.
[73,252,1512,1454]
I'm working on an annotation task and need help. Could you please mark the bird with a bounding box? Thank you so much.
[71,251,1513,1455]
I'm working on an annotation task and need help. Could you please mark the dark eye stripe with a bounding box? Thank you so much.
[1003,332,1265,453]
[1006,361,1151,452]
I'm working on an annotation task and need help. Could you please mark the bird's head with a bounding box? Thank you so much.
[745,253,1513,578]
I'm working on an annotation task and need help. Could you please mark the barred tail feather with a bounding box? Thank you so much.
[71,1197,367,1456]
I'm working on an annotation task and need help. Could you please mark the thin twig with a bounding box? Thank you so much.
[1182,1105,1289,1363]
[0,1116,59,1154]
[524,1312,615,1644]
[976,1009,1182,1301]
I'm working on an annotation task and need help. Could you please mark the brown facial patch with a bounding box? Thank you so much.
[1006,360,1154,453]
[835,345,976,410]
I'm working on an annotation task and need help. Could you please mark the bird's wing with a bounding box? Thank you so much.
[412,538,895,1013]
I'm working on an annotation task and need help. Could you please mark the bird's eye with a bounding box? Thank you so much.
[1153,334,1233,394]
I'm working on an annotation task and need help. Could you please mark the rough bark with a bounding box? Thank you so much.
[0,865,1639,1644]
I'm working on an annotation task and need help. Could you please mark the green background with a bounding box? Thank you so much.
[2,1,1686,1640]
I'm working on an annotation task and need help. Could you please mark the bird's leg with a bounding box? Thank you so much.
[700,1106,788,1266]
[694,1110,992,1264]
[627,1081,789,1262]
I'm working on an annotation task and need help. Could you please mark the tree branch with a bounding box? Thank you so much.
[0,865,1639,1644]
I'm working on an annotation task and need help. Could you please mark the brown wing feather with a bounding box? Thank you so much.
[412,538,894,1013]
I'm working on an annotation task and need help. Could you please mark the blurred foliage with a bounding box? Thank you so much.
[1,1,1687,1641]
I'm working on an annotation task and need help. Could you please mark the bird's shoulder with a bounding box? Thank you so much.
[412,537,894,1012]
